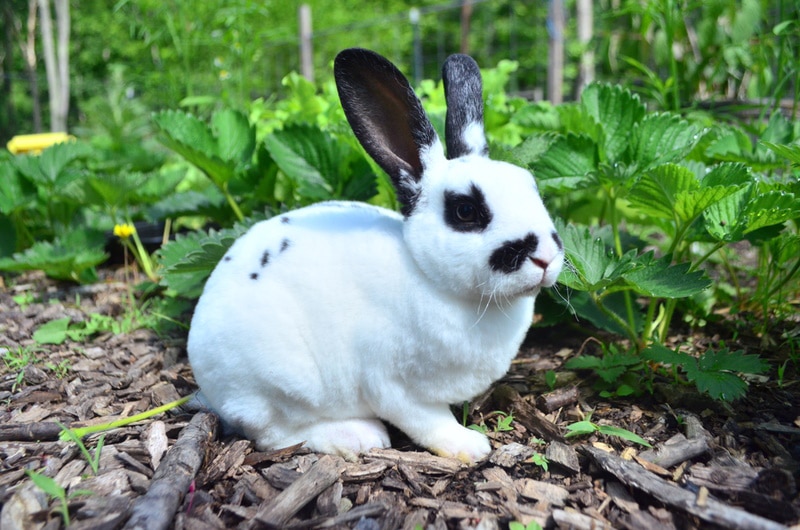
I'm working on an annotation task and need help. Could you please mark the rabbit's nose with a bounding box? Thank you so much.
[530,256,551,270]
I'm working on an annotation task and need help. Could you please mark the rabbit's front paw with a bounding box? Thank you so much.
[428,424,491,464]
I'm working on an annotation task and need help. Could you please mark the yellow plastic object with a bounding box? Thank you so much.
[6,132,75,155]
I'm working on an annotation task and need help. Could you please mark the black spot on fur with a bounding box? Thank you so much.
[443,183,492,233]
[250,272,258,280]
[281,216,290,224]
[260,250,270,267]
[280,239,290,252]
[489,233,539,273]
[223,256,232,262]
[552,231,563,251]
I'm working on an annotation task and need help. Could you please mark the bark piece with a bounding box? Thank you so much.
[493,385,564,443]
[515,478,569,506]
[250,454,341,529]
[489,442,534,468]
[581,445,787,530]
[552,509,613,530]
[197,438,250,487]
[123,412,218,530]
[0,421,63,441]
[535,386,580,413]
[364,448,462,475]
[545,441,580,475]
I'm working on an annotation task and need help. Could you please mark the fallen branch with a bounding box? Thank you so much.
[123,412,218,530]
[0,422,62,441]
[580,445,787,530]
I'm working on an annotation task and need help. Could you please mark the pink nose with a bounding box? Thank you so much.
[530,257,550,270]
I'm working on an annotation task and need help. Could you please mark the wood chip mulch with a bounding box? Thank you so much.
[1,271,798,529]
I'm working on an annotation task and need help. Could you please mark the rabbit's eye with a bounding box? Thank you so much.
[455,202,477,222]
[443,185,493,233]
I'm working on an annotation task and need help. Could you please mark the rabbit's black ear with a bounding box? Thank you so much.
[335,48,438,216]
[442,54,488,159]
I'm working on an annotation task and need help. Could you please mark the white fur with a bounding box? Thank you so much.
[187,50,564,463]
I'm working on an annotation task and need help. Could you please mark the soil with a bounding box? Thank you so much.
[1,269,799,530]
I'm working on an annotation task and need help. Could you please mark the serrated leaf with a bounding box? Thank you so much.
[697,348,769,374]
[641,343,693,366]
[761,141,800,165]
[564,355,603,370]
[703,185,752,241]
[0,230,107,283]
[157,221,255,297]
[705,185,800,241]
[580,84,646,163]
[154,110,235,188]
[557,223,637,290]
[212,109,256,164]
[628,164,698,220]
[631,113,700,169]
[0,162,36,214]
[685,368,748,401]
[531,134,597,191]
[701,162,751,187]
[12,142,89,187]
[264,126,335,199]
[628,164,744,228]
[623,253,711,298]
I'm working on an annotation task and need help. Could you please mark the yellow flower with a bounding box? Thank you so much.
[113,223,136,239]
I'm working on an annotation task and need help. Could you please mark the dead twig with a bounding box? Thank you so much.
[581,445,787,530]
[123,412,218,530]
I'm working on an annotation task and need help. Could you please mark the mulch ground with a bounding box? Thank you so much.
[1,270,799,530]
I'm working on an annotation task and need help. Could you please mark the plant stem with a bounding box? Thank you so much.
[60,394,192,440]
[223,183,245,222]
[607,190,638,337]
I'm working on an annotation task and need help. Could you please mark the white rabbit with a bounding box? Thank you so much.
[187,48,564,463]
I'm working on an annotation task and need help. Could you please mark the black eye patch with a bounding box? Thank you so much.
[489,233,539,273]
[443,184,493,233]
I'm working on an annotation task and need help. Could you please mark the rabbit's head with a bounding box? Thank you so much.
[335,48,563,302]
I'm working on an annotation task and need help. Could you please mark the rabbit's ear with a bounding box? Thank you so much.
[442,54,488,159]
[335,48,439,216]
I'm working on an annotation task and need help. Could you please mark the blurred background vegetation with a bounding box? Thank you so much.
[2,0,797,144]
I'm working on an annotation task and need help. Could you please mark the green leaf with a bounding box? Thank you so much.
[761,141,800,165]
[683,348,768,401]
[697,348,769,375]
[12,142,89,188]
[564,420,598,437]
[531,134,597,191]
[685,367,748,401]
[580,84,646,163]
[0,230,107,283]
[157,220,255,298]
[153,110,235,188]
[705,185,800,241]
[623,253,711,298]
[628,164,699,220]
[32,317,71,345]
[264,125,335,199]
[628,164,745,228]
[0,162,36,214]
[641,343,693,366]
[595,425,652,447]
[557,223,637,290]
[631,113,700,169]
[212,108,256,165]
[25,470,65,499]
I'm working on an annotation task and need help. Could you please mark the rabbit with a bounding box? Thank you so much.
[187,48,564,463]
